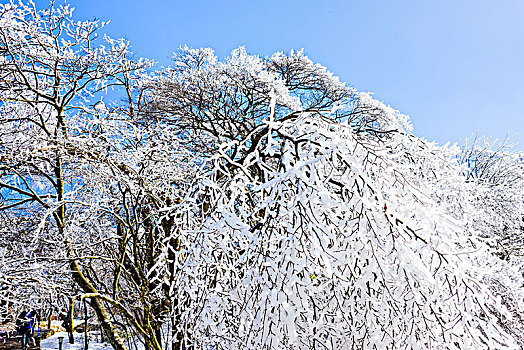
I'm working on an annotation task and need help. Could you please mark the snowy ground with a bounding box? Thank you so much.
[40,332,111,350]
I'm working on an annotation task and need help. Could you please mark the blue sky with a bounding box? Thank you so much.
[34,0,524,150]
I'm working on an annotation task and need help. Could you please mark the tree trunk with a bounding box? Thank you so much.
[70,260,127,350]
[66,300,74,344]
[154,326,162,349]
[88,298,126,350]
[84,298,89,350]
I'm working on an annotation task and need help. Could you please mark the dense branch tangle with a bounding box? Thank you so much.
[169,110,515,349]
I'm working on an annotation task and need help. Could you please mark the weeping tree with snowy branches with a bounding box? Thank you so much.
[141,47,524,349]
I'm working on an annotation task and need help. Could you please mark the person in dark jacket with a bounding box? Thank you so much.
[16,311,35,349]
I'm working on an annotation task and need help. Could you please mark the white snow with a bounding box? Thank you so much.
[40,332,111,350]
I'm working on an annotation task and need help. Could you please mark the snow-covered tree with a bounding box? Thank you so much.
[143,47,523,349]
[65,111,198,350]
[458,135,524,259]
[0,1,149,348]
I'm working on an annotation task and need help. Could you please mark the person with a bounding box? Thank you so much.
[16,310,35,350]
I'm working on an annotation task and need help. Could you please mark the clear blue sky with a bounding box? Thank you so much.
[33,0,524,150]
